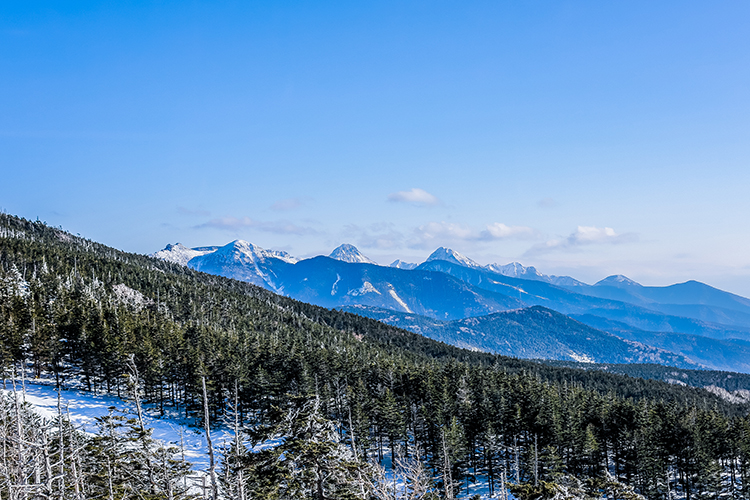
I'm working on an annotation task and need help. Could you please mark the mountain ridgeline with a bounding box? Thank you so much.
[3,213,750,499]
[155,239,750,372]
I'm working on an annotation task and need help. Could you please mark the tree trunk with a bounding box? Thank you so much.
[202,376,218,500]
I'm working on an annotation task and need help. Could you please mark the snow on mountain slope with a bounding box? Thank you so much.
[151,243,217,266]
[486,262,548,281]
[387,286,413,313]
[187,240,296,291]
[427,250,587,287]
[389,259,417,270]
[8,381,214,469]
[6,378,286,477]
[153,241,297,268]
[546,275,588,287]
[493,262,586,286]
[152,241,750,347]
[329,244,377,264]
[595,275,642,288]
[425,247,483,269]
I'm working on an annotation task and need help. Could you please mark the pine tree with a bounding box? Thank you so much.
[243,395,373,499]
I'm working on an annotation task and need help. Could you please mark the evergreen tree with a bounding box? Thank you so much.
[243,395,373,499]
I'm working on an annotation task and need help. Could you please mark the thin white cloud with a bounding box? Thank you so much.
[387,188,441,207]
[525,226,637,256]
[411,222,474,247]
[409,221,537,249]
[195,216,316,235]
[342,220,536,250]
[481,223,536,239]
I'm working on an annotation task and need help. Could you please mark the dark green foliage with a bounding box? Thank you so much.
[541,359,750,393]
[243,395,371,499]
[511,474,646,499]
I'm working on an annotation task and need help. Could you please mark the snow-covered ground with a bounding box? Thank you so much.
[2,378,227,470]
[4,377,509,499]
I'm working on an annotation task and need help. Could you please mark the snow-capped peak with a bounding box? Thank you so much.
[220,240,298,264]
[485,261,586,286]
[390,260,417,270]
[329,244,377,265]
[424,247,482,269]
[152,241,297,267]
[486,262,543,278]
[595,275,641,288]
[151,243,216,266]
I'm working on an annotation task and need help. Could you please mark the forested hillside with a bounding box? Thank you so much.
[2,213,750,500]
[339,304,698,368]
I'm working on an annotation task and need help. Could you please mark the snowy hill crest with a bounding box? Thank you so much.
[329,244,377,264]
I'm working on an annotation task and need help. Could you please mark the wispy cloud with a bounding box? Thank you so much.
[342,220,536,250]
[409,222,474,248]
[409,221,536,249]
[195,216,316,235]
[387,188,441,207]
[525,226,637,256]
[482,222,536,239]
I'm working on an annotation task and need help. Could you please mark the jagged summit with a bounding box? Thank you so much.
[152,240,296,269]
[595,275,642,288]
[486,261,544,279]
[329,244,377,265]
[217,240,297,264]
[425,247,482,269]
[390,259,417,270]
[151,243,216,267]
[486,261,586,286]
[165,243,187,251]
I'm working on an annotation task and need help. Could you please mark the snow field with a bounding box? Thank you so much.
[6,378,509,499]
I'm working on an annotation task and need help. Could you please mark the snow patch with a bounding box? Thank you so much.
[665,378,687,386]
[152,243,216,266]
[347,281,382,296]
[388,288,413,313]
[704,385,750,405]
[112,283,153,310]
[568,352,595,363]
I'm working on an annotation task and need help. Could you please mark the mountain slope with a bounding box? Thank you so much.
[417,259,750,341]
[186,239,296,291]
[273,256,524,319]
[151,243,217,266]
[573,314,750,373]
[152,240,750,373]
[570,276,750,316]
[341,305,699,369]
[329,244,377,264]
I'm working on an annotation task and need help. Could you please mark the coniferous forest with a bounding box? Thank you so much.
[2,212,750,500]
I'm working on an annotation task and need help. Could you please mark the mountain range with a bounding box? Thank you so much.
[153,240,750,372]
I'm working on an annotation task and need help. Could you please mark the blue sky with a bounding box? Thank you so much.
[2,1,750,294]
